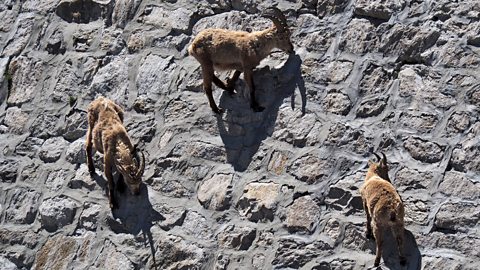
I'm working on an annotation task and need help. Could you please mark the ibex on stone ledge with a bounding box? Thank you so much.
[188,7,294,114]
[86,97,145,209]
[361,153,406,267]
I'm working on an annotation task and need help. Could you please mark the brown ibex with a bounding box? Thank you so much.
[188,7,294,114]
[86,97,145,209]
[360,153,406,267]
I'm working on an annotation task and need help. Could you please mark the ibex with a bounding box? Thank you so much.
[188,7,294,114]
[360,153,406,267]
[86,97,145,209]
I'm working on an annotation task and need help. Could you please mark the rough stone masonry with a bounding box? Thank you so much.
[0,0,479,269]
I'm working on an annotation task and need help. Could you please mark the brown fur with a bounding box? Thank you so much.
[86,97,145,209]
[360,153,406,267]
[188,8,294,114]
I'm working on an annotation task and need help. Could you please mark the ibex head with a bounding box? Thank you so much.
[368,152,390,181]
[262,7,294,54]
[116,147,145,195]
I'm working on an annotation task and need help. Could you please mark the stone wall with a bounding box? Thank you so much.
[0,0,479,269]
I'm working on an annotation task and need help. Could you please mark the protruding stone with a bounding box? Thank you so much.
[79,202,101,231]
[218,225,256,250]
[197,173,232,210]
[33,235,79,270]
[0,158,18,183]
[289,155,333,184]
[322,90,351,116]
[237,182,280,222]
[3,187,41,224]
[434,202,480,233]
[39,137,69,163]
[285,195,321,234]
[404,136,445,163]
[39,196,77,232]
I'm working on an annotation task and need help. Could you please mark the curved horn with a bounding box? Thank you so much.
[135,150,145,178]
[261,7,288,32]
[381,152,387,165]
[373,152,381,162]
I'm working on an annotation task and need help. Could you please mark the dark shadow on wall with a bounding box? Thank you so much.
[107,180,164,270]
[216,53,306,172]
[377,229,422,270]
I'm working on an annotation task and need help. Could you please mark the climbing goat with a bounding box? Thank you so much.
[188,7,294,114]
[86,97,145,209]
[360,153,406,267]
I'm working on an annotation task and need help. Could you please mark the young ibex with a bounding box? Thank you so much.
[360,153,406,267]
[188,7,294,114]
[86,97,145,209]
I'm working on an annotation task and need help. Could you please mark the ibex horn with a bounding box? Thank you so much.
[261,7,288,32]
[373,152,381,162]
[134,149,145,178]
[381,152,387,165]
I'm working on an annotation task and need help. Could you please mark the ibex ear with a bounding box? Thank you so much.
[367,160,374,167]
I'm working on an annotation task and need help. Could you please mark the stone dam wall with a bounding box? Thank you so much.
[0,0,479,269]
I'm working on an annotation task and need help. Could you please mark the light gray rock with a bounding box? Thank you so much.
[29,114,61,139]
[285,195,321,233]
[39,137,69,163]
[359,64,392,96]
[394,167,434,191]
[218,225,256,250]
[3,107,28,134]
[39,196,77,232]
[197,173,232,210]
[136,54,177,99]
[2,187,41,224]
[273,237,333,268]
[112,0,141,28]
[6,56,43,106]
[326,61,353,84]
[1,13,35,57]
[438,171,480,200]
[403,136,445,163]
[356,96,388,118]
[340,19,378,54]
[94,240,135,270]
[151,234,211,269]
[0,158,18,183]
[354,0,405,20]
[450,137,480,173]
[434,201,480,233]
[45,169,72,192]
[79,202,101,231]
[63,111,88,142]
[289,154,334,184]
[0,256,18,270]
[237,182,280,222]
[322,90,351,116]
[399,111,439,133]
[182,211,214,240]
[89,55,131,105]
[273,109,317,147]
[317,0,349,17]
[66,139,87,164]
[68,164,96,190]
